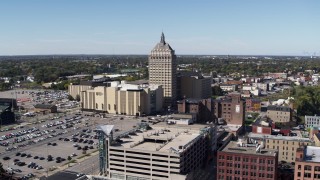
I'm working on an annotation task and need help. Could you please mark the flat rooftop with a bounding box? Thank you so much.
[112,123,211,153]
[305,146,320,163]
[248,132,311,142]
[222,141,278,157]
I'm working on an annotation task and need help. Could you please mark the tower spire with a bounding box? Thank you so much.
[160,32,165,44]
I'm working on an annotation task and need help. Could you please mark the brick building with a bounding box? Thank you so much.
[214,93,245,126]
[295,146,320,180]
[177,98,214,123]
[252,117,274,135]
[217,141,278,180]
[246,98,261,112]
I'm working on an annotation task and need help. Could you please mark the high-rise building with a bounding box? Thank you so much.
[149,33,177,107]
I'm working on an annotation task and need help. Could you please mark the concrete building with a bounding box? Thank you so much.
[106,123,217,180]
[252,82,269,92]
[177,98,214,123]
[220,84,238,92]
[167,113,196,125]
[178,75,211,99]
[80,81,163,116]
[295,146,320,180]
[248,133,313,163]
[149,33,177,107]
[214,93,245,126]
[68,84,93,99]
[266,105,291,123]
[305,115,320,128]
[217,140,278,180]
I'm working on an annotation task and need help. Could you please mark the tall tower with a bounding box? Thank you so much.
[149,33,177,107]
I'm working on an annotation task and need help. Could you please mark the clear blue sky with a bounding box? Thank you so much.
[0,0,319,56]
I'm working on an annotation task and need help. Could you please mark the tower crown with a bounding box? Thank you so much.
[160,32,165,44]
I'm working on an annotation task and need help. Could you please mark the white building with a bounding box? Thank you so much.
[305,115,320,128]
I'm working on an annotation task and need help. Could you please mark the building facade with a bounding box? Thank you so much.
[68,84,92,99]
[220,84,238,92]
[266,105,291,123]
[246,98,261,112]
[177,98,214,123]
[248,133,313,163]
[217,141,278,180]
[107,123,216,180]
[80,81,163,116]
[178,75,211,99]
[149,33,177,107]
[305,115,320,128]
[214,93,245,126]
[295,146,320,180]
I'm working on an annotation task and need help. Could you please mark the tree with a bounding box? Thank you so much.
[68,95,74,101]
[76,95,80,102]
[67,156,72,161]
[212,85,224,96]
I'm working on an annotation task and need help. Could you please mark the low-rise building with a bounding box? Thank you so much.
[167,113,196,125]
[80,81,163,116]
[106,123,217,180]
[177,98,214,123]
[220,84,238,92]
[305,115,320,128]
[295,146,320,180]
[252,117,273,135]
[217,140,278,180]
[34,104,57,113]
[267,105,291,123]
[253,82,269,92]
[248,133,313,163]
[246,98,261,112]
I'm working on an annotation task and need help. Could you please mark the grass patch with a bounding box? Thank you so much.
[245,112,260,125]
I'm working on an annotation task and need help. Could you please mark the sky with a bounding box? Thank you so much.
[0,0,319,56]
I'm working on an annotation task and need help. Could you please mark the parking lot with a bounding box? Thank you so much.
[0,89,165,179]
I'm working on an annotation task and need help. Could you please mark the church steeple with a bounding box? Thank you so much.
[160,32,165,44]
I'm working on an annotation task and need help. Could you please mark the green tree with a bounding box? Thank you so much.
[76,95,80,102]
[212,86,224,96]
[68,95,74,101]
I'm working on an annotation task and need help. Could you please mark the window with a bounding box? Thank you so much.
[96,103,98,109]
[304,172,311,178]
[267,160,273,164]
[267,174,273,179]
[315,166,320,171]
[304,165,312,171]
